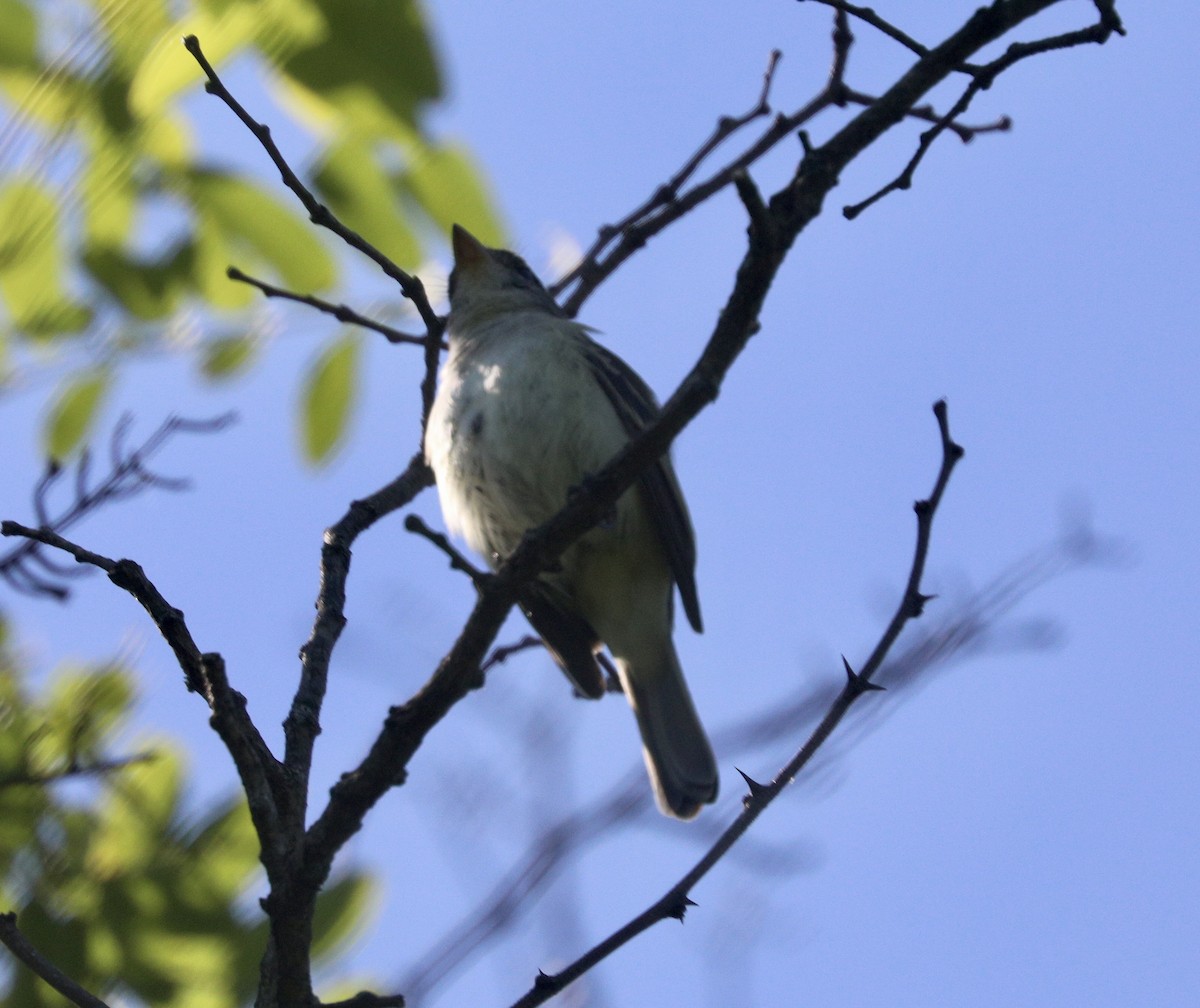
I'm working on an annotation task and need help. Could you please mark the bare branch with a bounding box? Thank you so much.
[404,513,486,585]
[0,913,112,1008]
[403,516,1115,1001]
[0,523,287,876]
[549,47,782,300]
[841,86,1011,142]
[803,0,931,59]
[181,37,441,339]
[1,413,235,600]
[227,267,440,349]
[842,0,1125,218]
[505,401,962,1007]
[182,35,447,437]
[322,991,406,1008]
[555,21,852,317]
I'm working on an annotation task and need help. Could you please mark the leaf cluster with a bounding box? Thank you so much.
[0,618,371,1008]
[0,0,502,462]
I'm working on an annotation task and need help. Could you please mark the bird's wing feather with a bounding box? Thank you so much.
[581,336,703,633]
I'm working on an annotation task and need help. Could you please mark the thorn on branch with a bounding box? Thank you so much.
[843,655,885,695]
[533,971,562,994]
[906,592,937,618]
[664,893,697,922]
[736,767,770,806]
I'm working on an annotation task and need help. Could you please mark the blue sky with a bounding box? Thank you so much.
[3,2,1198,1006]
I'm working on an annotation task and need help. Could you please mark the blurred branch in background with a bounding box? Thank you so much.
[404,513,1122,1005]
[0,412,235,600]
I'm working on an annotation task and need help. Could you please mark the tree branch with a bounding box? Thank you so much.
[0,913,112,1008]
[0,523,287,876]
[505,400,961,1006]
[0,413,235,600]
[226,267,438,349]
[185,34,449,444]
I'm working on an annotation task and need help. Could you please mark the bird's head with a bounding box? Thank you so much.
[448,225,561,324]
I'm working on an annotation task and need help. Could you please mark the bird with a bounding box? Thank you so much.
[424,224,719,819]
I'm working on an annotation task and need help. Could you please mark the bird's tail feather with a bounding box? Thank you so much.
[617,644,718,820]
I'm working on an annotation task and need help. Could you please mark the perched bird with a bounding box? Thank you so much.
[424,225,719,819]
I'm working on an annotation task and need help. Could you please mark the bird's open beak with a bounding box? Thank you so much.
[451,224,489,268]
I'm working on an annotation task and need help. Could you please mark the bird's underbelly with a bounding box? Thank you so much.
[432,361,633,563]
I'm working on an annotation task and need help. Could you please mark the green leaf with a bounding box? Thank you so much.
[201,334,258,379]
[402,140,506,246]
[300,332,359,464]
[183,798,260,903]
[0,179,93,336]
[313,134,422,268]
[311,872,374,962]
[42,370,111,461]
[0,0,37,70]
[188,169,336,293]
[128,5,258,118]
[82,243,192,320]
[280,0,441,134]
[45,665,134,758]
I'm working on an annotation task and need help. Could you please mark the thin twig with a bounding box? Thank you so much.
[556,11,855,316]
[802,0,931,59]
[0,413,236,600]
[842,1,1124,218]
[404,514,486,585]
[0,523,286,874]
[550,47,783,299]
[227,267,440,348]
[182,36,443,346]
[842,87,1011,142]
[184,34,448,443]
[0,751,155,790]
[402,515,1114,1002]
[0,913,112,1008]
[481,636,545,676]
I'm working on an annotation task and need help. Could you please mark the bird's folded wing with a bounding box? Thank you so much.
[581,338,703,634]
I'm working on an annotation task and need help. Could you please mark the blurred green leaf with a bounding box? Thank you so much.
[128,5,258,118]
[42,369,111,461]
[0,580,381,1008]
[183,798,260,904]
[188,169,337,293]
[281,0,441,134]
[312,872,373,960]
[201,333,258,379]
[82,243,193,320]
[3,0,499,465]
[300,332,360,464]
[0,0,37,71]
[402,140,506,247]
[313,134,422,268]
[79,122,139,247]
[0,179,93,336]
[44,665,134,758]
